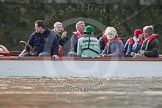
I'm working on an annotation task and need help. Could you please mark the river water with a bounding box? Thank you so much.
[0,77,162,108]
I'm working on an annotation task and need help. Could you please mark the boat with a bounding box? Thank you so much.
[0,44,162,77]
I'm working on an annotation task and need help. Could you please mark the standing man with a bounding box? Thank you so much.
[52,22,67,56]
[21,20,59,59]
[68,21,85,56]
[77,25,100,57]
[139,25,160,57]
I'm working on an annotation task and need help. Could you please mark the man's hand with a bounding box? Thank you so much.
[139,50,144,55]
[61,31,67,39]
[52,55,60,60]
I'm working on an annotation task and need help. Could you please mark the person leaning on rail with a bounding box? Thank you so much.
[77,25,100,57]
[20,20,59,59]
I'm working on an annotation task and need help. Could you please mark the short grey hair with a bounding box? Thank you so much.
[143,25,154,35]
[76,21,85,30]
[54,22,62,28]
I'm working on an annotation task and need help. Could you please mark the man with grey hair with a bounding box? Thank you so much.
[52,22,67,46]
[68,21,85,56]
[139,25,160,57]
[52,22,67,56]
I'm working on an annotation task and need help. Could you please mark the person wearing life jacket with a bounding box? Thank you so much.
[100,27,124,57]
[68,21,85,56]
[52,22,67,57]
[125,29,143,57]
[77,25,100,57]
[139,25,160,57]
[99,32,108,53]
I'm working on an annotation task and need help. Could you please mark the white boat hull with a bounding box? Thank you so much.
[1,57,162,77]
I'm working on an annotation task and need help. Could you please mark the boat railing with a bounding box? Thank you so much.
[1,44,162,61]
[0,55,162,61]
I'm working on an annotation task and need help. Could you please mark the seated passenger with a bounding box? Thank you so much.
[52,22,67,56]
[124,29,143,57]
[21,20,59,59]
[77,25,100,57]
[138,25,160,57]
[68,21,85,57]
[99,32,108,53]
[100,27,124,57]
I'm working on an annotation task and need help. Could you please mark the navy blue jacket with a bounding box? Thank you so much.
[27,29,59,56]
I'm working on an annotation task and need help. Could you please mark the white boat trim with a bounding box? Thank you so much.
[0,56,162,77]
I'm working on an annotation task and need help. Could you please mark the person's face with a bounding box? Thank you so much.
[143,32,149,39]
[77,23,85,33]
[55,24,63,33]
[138,34,143,40]
[107,32,115,40]
[34,23,42,33]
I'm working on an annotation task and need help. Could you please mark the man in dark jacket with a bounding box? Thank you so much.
[52,22,67,57]
[21,20,59,59]
[68,21,85,56]
[52,22,67,47]
[139,25,160,57]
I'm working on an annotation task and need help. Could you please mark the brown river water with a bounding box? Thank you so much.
[0,77,162,108]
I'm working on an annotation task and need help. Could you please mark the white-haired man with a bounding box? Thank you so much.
[68,21,85,56]
[52,22,67,56]
[139,25,160,57]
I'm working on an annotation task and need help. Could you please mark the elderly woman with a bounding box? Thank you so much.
[100,27,124,57]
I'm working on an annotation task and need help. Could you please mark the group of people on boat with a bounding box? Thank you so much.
[20,20,160,59]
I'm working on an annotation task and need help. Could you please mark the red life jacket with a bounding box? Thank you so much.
[128,36,143,45]
[73,31,84,38]
[103,35,121,44]
[103,35,108,45]
[144,34,158,50]
[115,36,121,42]
[145,34,158,42]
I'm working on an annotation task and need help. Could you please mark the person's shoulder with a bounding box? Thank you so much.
[99,36,104,41]
[48,29,56,35]
[71,34,78,39]
[116,40,124,45]
[91,36,98,40]
[51,29,57,35]
[117,39,123,43]
[78,37,84,41]
[30,31,38,37]
[51,29,54,32]
[152,38,160,44]
[154,37,159,41]
[47,29,53,33]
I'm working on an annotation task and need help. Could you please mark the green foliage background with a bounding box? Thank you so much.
[0,3,162,53]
